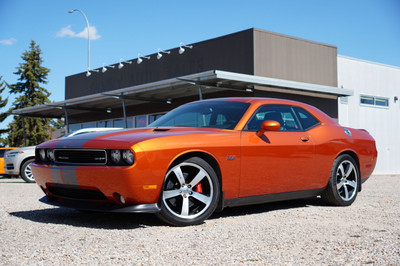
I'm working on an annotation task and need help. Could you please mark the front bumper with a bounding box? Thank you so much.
[4,155,21,175]
[5,163,18,175]
[40,196,161,213]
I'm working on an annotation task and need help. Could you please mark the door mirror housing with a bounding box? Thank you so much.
[256,120,281,137]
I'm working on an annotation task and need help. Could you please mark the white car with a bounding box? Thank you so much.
[4,146,36,183]
[63,127,123,137]
[4,128,123,183]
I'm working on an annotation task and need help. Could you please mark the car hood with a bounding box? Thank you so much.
[37,127,234,149]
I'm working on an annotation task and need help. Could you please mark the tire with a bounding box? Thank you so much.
[321,154,360,206]
[156,157,220,226]
[20,159,35,183]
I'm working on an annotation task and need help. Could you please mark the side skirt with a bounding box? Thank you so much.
[222,188,325,209]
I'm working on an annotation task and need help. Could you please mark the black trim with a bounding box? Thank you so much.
[223,188,325,208]
[39,196,161,213]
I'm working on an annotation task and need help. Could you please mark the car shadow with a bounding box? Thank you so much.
[210,196,329,220]
[10,197,328,229]
[9,208,164,229]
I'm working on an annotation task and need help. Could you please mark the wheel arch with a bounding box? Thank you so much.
[168,151,224,210]
[170,151,222,187]
[336,150,362,192]
[19,156,35,174]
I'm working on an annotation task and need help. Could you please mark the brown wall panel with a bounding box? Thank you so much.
[253,29,337,87]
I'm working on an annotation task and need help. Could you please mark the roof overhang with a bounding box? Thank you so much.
[12,70,353,118]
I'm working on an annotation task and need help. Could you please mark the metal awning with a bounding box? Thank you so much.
[12,70,353,125]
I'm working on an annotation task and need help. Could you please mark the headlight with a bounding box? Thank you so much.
[39,149,46,161]
[122,150,134,165]
[110,150,121,164]
[47,149,55,161]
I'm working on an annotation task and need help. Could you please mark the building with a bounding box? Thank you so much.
[12,28,399,174]
[338,56,400,175]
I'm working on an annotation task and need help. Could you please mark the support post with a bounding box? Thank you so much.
[21,116,26,147]
[63,106,69,133]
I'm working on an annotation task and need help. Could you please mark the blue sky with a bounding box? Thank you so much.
[1,0,399,129]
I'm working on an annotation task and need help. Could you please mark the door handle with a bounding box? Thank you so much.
[300,137,309,142]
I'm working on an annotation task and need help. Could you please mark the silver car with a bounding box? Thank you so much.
[4,146,35,183]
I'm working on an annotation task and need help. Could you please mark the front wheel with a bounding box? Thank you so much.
[321,154,360,206]
[156,157,220,226]
[20,159,35,183]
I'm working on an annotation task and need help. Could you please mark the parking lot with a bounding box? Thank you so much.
[1,175,399,265]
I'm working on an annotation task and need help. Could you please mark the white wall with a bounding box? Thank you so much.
[338,56,400,174]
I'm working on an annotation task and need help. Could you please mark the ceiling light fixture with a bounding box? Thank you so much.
[137,53,150,64]
[179,42,193,54]
[101,63,115,73]
[118,58,132,69]
[157,48,171,59]
[86,69,99,77]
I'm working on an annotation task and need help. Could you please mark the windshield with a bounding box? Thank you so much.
[149,100,250,130]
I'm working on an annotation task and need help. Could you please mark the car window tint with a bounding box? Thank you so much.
[293,107,320,130]
[246,105,301,131]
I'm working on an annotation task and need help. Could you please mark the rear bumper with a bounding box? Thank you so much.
[39,196,161,213]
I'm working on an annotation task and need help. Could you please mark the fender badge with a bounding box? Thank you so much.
[344,128,352,137]
[227,155,236,161]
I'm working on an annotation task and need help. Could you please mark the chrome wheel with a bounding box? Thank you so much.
[21,159,35,183]
[336,160,358,201]
[157,157,219,226]
[321,154,360,206]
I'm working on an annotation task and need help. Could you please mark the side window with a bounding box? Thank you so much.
[246,105,301,131]
[293,107,320,130]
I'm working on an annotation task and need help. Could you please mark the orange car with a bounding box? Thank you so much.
[32,98,377,226]
[0,147,17,176]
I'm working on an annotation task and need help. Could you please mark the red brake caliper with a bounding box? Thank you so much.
[193,183,203,193]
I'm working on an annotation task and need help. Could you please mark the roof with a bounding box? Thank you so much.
[11,70,353,119]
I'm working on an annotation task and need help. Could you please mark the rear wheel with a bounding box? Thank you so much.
[21,159,35,183]
[156,157,220,226]
[321,154,359,206]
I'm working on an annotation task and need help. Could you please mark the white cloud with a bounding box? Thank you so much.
[56,25,101,40]
[0,38,17,45]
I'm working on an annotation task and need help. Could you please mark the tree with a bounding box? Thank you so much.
[7,40,52,147]
[0,76,9,146]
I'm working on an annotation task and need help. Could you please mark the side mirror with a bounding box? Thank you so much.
[256,120,281,137]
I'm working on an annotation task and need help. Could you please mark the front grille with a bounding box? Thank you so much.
[48,185,108,201]
[54,149,106,165]
[6,164,14,170]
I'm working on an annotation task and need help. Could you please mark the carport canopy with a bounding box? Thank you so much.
[12,70,353,130]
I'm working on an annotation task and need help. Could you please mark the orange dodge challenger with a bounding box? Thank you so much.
[32,98,377,226]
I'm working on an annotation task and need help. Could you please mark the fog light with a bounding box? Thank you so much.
[113,193,126,205]
[120,195,126,204]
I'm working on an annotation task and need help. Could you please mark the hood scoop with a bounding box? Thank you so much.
[153,128,170,132]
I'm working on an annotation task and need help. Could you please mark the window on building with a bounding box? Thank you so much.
[68,124,82,133]
[82,122,96,128]
[113,119,125,128]
[135,116,147,128]
[97,120,113,127]
[148,113,165,124]
[360,95,389,107]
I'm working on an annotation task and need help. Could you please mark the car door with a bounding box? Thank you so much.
[239,105,316,197]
